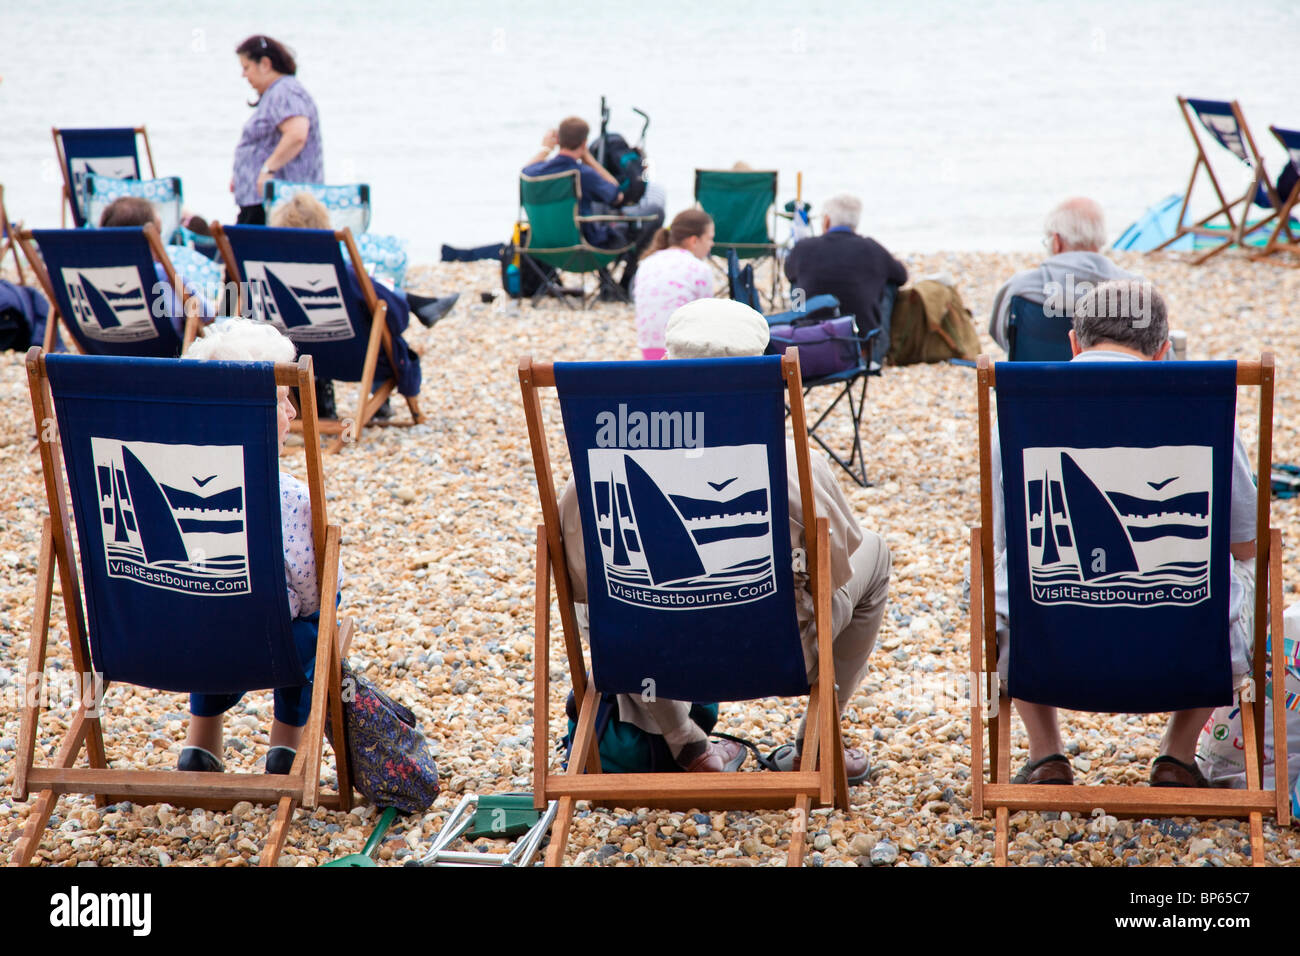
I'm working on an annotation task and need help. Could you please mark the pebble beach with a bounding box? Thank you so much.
[2,248,1299,867]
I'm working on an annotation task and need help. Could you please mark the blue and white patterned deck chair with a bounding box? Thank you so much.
[1151,98,1288,265]
[83,172,183,243]
[763,295,880,488]
[11,350,354,867]
[1255,126,1300,261]
[969,355,1289,866]
[1006,295,1073,362]
[213,223,423,453]
[17,225,203,356]
[53,126,155,228]
[520,352,849,867]
[263,181,409,288]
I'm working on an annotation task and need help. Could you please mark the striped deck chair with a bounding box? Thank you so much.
[213,224,423,452]
[1151,98,1288,265]
[16,225,203,356]
[695,169,780,307]
[970,356,1289,866]
[1253,126,1300,262]
[10,350,353,866]
[53,126,155,228]
[520,353,849,866]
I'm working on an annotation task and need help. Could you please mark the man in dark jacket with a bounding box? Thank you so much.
[784,194,907,363]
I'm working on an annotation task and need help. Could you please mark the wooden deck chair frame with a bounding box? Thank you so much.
[1150,98,1288,265]
[969,353,1290,867]
[1252,126,1300,264]
[519,352,850,867]
[16,222,205,354]
[694,169,782,309]
[516,170,656,311]
[212,223,423,453]
[9,351,355,868]
[0,185,26,283]
[53,125,156,229]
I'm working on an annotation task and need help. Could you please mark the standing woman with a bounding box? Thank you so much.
[231,35,323,224]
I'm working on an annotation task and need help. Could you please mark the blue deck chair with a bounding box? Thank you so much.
[16,225,203,356]
[264,181,409,288]
[695,169,780,306]
[1255,126,1300,261]
[53,126,155,228]
[520,352,849,866]
[213,223,424,452]
[762,294,880,487]
[970,355,1288,866]
[1006,294,1073,362]
[1151,98,1288,265]
[10,350,354,867]
[83,172,183,243]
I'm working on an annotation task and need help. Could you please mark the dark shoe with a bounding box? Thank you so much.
[177,747,223,773]
[769,741,872,785]
[1012,753,1074,785]
[266,746,297,775]
[314,379,336,419]
[1150,754,1209,788]
[410,293,460,328]
[371,397,392,421]
[678,738,746,772]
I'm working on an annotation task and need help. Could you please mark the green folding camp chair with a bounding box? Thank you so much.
[516,170,648,310]
[695,169,780,307]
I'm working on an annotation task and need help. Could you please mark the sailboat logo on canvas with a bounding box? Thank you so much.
[92,438,251,597]
[587,436,777,611]
[242,261,354,342]
[59,267,159,343]
[1022,445,1213,608]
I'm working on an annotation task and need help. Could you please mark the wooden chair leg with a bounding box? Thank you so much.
[544,796,576,867]
[786,794,811,867]
[260,796,298,867]
[995,806,1009,867]
[7,790,60,866]
[1249,812,1264,868]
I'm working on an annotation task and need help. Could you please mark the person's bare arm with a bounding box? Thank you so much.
[257,116,310,192]
[526,129,558,166]
[1231,541,1255,561]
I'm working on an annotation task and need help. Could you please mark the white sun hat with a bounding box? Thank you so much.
[664,298,770,360]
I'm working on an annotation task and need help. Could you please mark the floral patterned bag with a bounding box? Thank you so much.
[326,661,440,813]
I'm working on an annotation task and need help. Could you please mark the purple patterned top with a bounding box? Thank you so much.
[233,75,323,206]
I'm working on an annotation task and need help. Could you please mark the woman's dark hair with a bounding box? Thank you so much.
[643,209,713,258]
[236,35,297,104]
[99,196,156,228]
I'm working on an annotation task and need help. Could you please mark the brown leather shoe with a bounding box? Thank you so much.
[1012,754,1073,785]
[1150,755,1210,788]
[679,738,746,772]
[774,742,872,785]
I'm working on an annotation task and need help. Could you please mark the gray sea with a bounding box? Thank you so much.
[3,0,1299,262]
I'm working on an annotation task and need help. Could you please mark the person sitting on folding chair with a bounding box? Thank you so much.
[177,318,342,776]
[988,197,1138,353]
[523,116,664,298]
[784,193,907,350]
[557,298,893,779]
[991,280,1258,787]
[631,209,714,359]
[99,196,214,335]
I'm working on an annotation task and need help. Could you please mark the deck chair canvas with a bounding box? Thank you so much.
[83,173,184,244]
[695,169,780,306]
[213,223,423,452]
[763,294,879,487]
[53,126,156,228]
[17,225,202,356]
[1005,295,1073,362]
[1151,98,1290,265]
[520,353,849,866]
[517,170,649,310]
[10,350,354,867]
[1,184,25,283]
[970,356,1289,866]
[1254,126,1300,262]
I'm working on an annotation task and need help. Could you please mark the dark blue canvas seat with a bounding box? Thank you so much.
[53,126,155,228]
[18,225,202,355]
[969,355,1288,865]
[12,350,354,867]
[1006,294,1073,362]
[213,223,424,451]
[520,352,849,866]
[1255,125,1300,260]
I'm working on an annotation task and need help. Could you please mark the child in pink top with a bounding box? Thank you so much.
[631,210,714,359]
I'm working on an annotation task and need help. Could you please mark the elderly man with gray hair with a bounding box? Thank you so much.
[988,197,1139,352]
[990,280,1257,788]
[784,193,908,363]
